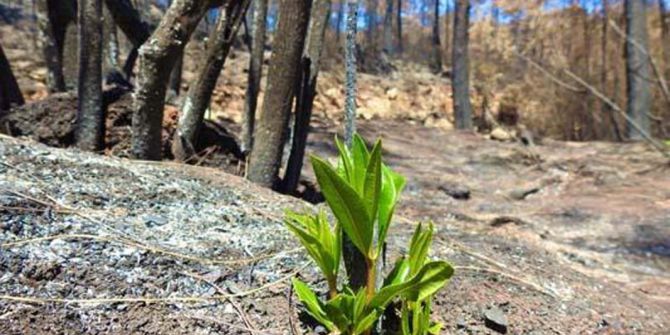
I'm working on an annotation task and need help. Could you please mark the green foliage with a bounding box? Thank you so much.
[285,134,453,335]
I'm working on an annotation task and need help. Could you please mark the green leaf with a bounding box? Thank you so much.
[335,136,353,181]
[353,310,381,335]
[408,223,434,276]
[324,294,353,331]
[378,166,406,253]
[428,322,443,334]
[370,261,454,309]
[351,134,371,193]
[292,278,335,331]
[363,140,383,232]
[311,155,373,256]
[284,211,339,281]
[384,257,410,287]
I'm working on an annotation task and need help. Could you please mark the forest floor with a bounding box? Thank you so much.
[2,15,670,335]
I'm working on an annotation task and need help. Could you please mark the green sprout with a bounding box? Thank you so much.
[285,134,454,335]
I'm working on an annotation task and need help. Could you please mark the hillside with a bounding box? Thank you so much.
[1,124,669,333]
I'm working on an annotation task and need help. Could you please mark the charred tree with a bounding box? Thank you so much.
[247,0,312,188]
[166,51,184,103]
[601,0,623,141]
[431,0,441,73]
[282,0,332,194]
[241,0,269,154]
[452,0,472,130]
[382,0,393,54]
[396,0,402,54]
[336,0,345,42]
[624,0,651,140]
[103,0,151,78]
[342,0,369,292]
[366,0,378,48]
[0,43,24,112]
[76,0,105,151]
[659,0,670,75]
[172,0,249,161]
[131,0,223,160]
[35,0,74,92]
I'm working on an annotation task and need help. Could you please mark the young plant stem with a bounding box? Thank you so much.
[327,276,338,300]
[365,257,377,301]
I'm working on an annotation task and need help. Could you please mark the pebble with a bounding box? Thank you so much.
[484,306,508,334]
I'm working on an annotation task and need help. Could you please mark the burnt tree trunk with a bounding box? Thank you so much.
[282,0,332,194]
[131,0,223,160]
[0,43,24,112]
[76,0,105,151]
[431,0,441,73]
[166,51,184,103]
[601,0,623,141]
[396,0,402,54]
[35,0,71,92]
[241,0,269,154]
[336,0,345,42]
[659,0,670,76]
[103,0,151,78]
[342,0,369,292]
[452,0,472,130]
[382,0,393,54]
[624,0,651,140]
[172,0,249,161]
[366,0,377,49]
[246,0,312,188]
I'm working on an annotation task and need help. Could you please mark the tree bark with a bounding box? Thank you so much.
[396,0,402,54]
[601,0,623,141]
[0,43,24,112]
[76,0,105,151]
[336,0,345,43]
[282,0,332,194]
[131,0,224,160]
[452,0,472,129]
[659,0,670,76]
[342,0,368,292]
[247,0,312,188]
[35,0,71,92]
[382,0,393,54]
[624,0,651,140]
[166,51,184,102]
[366,0,378,48]
[241,0,269,154]
[103,0,151,78]
[344,0,358,147]
[172,0,249,161]
[431,0,441,73]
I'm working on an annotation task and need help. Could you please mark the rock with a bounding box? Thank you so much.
[144,215,168,228]
[508,186,540,200]
[424,116,454,130]
[386,87,399,100]
[490,127,515,142]
[223,303,235,314]
[456,316,468,329]
[438,183,470,200]
[490,216,526,227]
[484,307,508,334]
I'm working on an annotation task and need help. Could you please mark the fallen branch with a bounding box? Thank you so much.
[564,70,670,159]
[609,19,670,113]
[512,49,585,93]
